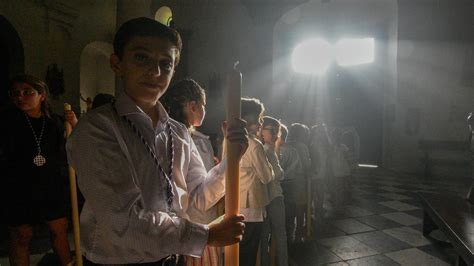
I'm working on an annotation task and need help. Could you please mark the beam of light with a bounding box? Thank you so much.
[335,38,375,66]
[291,38,333,74]
[358,164,378,168]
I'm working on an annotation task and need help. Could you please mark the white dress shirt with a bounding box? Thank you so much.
[66,93,226,264]
[191,130,215,172]
[187,129,221,224]
[239,136,274,222]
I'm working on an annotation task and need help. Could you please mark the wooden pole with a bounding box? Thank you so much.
[306,177,312,238]
[224,63,242,266]
[64,103,83,266]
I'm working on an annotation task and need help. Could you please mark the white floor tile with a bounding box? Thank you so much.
[383,227,432,247]
[318,235,379,260]
[385,248,450,266]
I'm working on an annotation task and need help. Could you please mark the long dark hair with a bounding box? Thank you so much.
[10,74,51,117]
[161,79,205,128]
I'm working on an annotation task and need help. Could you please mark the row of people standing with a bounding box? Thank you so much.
[0,76,359,266]
[0,16,361,266]
[235,106,361,265]
[1,17,248,266]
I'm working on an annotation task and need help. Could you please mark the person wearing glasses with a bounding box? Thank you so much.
[0,74,73,266]
[259,116,288,266]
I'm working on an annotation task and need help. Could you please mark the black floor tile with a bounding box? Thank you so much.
[403,209,424,219]
[355,215,404,230]
[289,241,342,265]
[312,221,347,239]
[417,243,457,265]
[354,202,397,215]
[346,254,400,266]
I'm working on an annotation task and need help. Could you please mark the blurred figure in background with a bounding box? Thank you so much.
[287,123,311,242]
[341,125,360,171]
[278,124,305,245]
[310,124,331,221]
[260,116,288,266]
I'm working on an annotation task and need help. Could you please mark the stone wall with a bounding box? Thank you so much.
[0,0,117,115]
[388,0,474,174]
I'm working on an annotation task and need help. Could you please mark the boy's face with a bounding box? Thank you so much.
[110,36,178,104]
[261,124,278,145]
[245,114,262,136]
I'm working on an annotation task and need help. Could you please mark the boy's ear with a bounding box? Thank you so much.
[189,100,197,112]
[110,54,122,75]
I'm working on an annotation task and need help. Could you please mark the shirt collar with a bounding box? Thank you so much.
[115,92,170,125]
[191,129,209,139]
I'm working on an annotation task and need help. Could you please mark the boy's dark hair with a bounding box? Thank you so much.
[161,79,206,128]
[113,17,183,65]
[10,74,51,117]
[92,93,115,109]
[241,98,265,125]
[287,123,310,143]
[262,116,281,137]
[280,124,288,142]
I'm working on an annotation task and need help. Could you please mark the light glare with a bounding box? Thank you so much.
[291,39,332,74]
[358,164,378,168]
[335,38,375,66]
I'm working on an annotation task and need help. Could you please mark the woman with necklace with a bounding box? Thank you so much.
[0,74,72,266]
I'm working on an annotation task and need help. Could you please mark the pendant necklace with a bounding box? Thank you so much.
[24,113,46,166]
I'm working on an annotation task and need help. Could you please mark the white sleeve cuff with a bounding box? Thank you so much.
[179,220,209,257]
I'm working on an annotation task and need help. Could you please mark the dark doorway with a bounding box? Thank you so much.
[327,66,384,165]
[0,16,25,110]
[0,15,24,246]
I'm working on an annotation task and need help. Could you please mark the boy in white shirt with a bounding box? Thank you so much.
[238,98,275,266]
[67,17,248,265]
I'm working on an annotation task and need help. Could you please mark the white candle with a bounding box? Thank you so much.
[225,62,242,266]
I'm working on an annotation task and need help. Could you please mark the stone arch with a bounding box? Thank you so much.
[79,41,115,113]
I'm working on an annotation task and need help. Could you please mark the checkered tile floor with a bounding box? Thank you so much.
[0,167,470,265]
[289,167,472,266]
